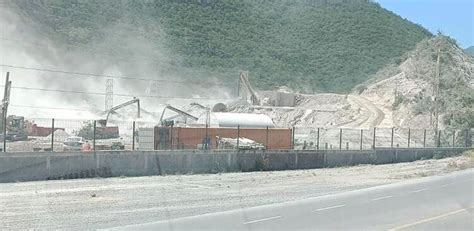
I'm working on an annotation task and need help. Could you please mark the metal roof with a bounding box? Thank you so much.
[198,112,275,128]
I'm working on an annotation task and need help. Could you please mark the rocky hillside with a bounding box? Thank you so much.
[9,0,432,93]
[465,46,474,57]
[360,35,474,130]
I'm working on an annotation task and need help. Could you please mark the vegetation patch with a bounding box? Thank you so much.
[13,0,431,93]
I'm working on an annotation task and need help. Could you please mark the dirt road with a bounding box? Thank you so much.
[344,95,385,128]
[314,95,385,148]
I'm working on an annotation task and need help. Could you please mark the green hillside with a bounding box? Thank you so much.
[12,0,432,93]
[465,46,474,57]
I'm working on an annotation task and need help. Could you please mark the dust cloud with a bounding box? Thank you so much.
[0,1,234,120]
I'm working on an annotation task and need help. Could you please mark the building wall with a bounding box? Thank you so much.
[274,92,295,107]
[154,127,292,150]
[138,128,154,151]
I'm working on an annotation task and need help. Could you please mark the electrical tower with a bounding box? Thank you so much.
[105,79,113,110]
[146,81,159,96]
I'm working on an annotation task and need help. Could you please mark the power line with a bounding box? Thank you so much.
[0,37,240,78]
[0,1,273,62]
[0,36,176,65]
[0,64,233,87]
[0,3,257,77]
[9,104,100,112]
[2,85,232,100]
[0,3,248,85]
[9,103,215,115]
[2,3,242,44]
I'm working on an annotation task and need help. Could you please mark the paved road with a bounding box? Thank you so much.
[109,169,474,230]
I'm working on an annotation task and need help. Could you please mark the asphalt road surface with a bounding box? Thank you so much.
[108,169,474,230]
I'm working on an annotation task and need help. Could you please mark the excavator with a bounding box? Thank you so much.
[94,98,140,141]
[160,104,198,126]
[99,97,140,127]
[157,104,199,150]
[0,74,26,141]
[0,115,28,141]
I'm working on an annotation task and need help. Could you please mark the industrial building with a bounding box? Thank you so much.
[154,126,292,150]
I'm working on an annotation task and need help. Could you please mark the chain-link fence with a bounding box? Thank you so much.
[2,118,157,152]
[293,127,473,150]
[1,118,472,152]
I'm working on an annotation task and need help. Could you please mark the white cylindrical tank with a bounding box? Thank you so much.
[198,112,275,128]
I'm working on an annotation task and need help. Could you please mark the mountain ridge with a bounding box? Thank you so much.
[465,46,474,57]
[10,0,432,93]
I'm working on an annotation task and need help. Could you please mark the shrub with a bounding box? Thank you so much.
[354,84,367,94]
[392,94,405,109]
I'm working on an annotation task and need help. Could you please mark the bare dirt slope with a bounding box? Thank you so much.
[232,36,472,134]
[1,154,472,230]
[231,93,359,128]
[361,35,474,129]
[231,93,385,130]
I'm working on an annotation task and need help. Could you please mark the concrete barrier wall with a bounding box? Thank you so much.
[0,148,470,183]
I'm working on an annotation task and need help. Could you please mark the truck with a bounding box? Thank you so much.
[0,115,28,141]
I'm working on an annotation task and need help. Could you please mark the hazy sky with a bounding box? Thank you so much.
[376,0,473,48]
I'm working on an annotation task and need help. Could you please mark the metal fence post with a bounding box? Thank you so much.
[423,129,426,148]
[339,128,343,150]
[51,118,54,151]
[292,126,295,150]
[407,128,411,148]
[465,129,469,148]
[177,127,180,149]
[266,126,269,149]
[170,124,173,150]
[391,127,394,148]
[205,123,208,150]
[437,130,441,147]
[93,120,96,151]
[237,125,240,150]
[372,127,376,149]
[360,129,363,150]
[451,130,455,147]
[2,72,9,153]
[132,121,136,151]
[316,128,320,150]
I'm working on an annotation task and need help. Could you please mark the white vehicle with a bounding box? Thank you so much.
[63,136,85,151]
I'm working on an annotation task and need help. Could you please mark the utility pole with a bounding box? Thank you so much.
[2,72,11,152]
[105,79,113,110]
[432,48,441,142]
[237,73,241,97]
[146,80,159,96]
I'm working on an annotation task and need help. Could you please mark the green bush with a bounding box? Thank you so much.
[392,94,405,109]
[354,84,367,94]
[75,122,94,140]
[412,97,432,115]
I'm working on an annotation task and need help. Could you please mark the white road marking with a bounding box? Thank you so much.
[436,183,452,188]
[409,188,428,193]
[314,204,347,212]
[371,195,393,201]
[389,207,474,231]
[243,215,283,225]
